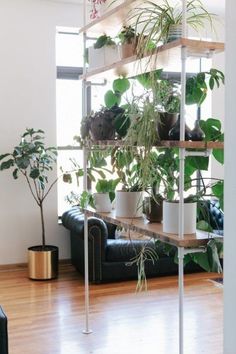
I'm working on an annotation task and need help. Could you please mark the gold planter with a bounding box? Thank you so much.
[28,245,58,280]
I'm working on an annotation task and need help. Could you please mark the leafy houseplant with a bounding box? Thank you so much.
[0,128,58,280]
[118,26,138,58]
[88,34,118,69]
[81,77,131,140]
[131,0,215,51]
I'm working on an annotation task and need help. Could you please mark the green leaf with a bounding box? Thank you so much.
[213,149,224,164]
[114,114,130,137]
[113,78,130,94]
[192,251,211,272]
[197,220,212,232]
[0,153,11,161]
[0,159,14,170]
[12,168,18,179]
[63,173,72,183]
[30,168,40,179]
[104,90,121,108]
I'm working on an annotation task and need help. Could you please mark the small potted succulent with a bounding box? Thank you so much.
[0,128,58,280]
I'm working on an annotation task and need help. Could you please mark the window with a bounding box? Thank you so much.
[56,28,85,215]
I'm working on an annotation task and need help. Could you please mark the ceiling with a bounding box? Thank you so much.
[47,0,225,16]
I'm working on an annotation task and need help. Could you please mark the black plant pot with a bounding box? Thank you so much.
[157,112,178,140]
[168,114,192,141]
[190,119,205,141]
[143,196,163,223]
[90,109,116,140]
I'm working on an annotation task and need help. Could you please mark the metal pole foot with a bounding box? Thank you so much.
[82,329,93,334]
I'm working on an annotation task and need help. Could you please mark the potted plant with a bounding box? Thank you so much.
[111,147,144,218]
[81,77,131,141]
[132,0,215,49]
[0,128,58,280]
[88,34,119,70]
[93,178,120,212]
[118,26,138,59]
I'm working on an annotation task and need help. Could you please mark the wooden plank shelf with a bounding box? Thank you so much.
[80,0,139,36]
[86,139,224,149]
[82,39,224,80]
[85,209,221,248]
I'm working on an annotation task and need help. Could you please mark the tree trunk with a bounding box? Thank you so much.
[39,202,46,248]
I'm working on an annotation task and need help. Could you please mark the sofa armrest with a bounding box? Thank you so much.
[61,207,109,282]
[0,306,8,354]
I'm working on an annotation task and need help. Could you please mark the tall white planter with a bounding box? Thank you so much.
[88,45,119,70]
[93,193,112,213]
[115,191,143,218]
[163,200,196,234]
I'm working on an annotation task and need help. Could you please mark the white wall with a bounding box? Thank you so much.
[0,0,83,264]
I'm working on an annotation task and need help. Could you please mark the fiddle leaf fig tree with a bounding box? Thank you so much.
[0,128,57,248]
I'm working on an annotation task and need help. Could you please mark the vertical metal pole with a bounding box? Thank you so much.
[178,1,187,353]
[178,247,184,354]
[82,147,92,334]
[82,0,92,335]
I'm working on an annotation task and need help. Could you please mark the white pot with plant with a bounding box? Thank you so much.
[88,34,119,70]
[0,128,58,280]
[111,147,143,218]
[93,178,120,212]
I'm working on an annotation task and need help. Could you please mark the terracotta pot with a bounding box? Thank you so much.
[119,40,136,59]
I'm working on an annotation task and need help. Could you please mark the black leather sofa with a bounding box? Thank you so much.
[62,199,223,283]
[0,306,8,354]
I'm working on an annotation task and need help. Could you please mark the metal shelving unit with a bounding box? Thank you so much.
[80,0,224,352]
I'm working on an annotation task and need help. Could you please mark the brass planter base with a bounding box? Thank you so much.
[28,245,58,280]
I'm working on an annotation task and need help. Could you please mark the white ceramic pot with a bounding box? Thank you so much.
[88,45,119,70]
[93,193,112,213]
[115,191,143,218]
[104,45,120,65]
[163,200,196,234]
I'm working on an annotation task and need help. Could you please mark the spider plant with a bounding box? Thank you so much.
[129,0,216,55]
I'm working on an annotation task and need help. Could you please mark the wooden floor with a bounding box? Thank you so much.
[0,264,223,354]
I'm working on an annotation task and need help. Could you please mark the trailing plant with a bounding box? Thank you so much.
[0,128,57,248]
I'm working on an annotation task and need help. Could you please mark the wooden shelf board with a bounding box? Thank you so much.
[86,140,224,149]
[85,209,221,248]
[82,39,224,80]
[80,0,139,36]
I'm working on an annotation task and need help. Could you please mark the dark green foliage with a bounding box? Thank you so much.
[0,128,57,247]
[93,34,115,49]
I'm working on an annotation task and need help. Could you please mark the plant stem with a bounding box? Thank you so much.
[39,201,46,248]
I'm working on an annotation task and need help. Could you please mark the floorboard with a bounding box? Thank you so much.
[0,264,223,354]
